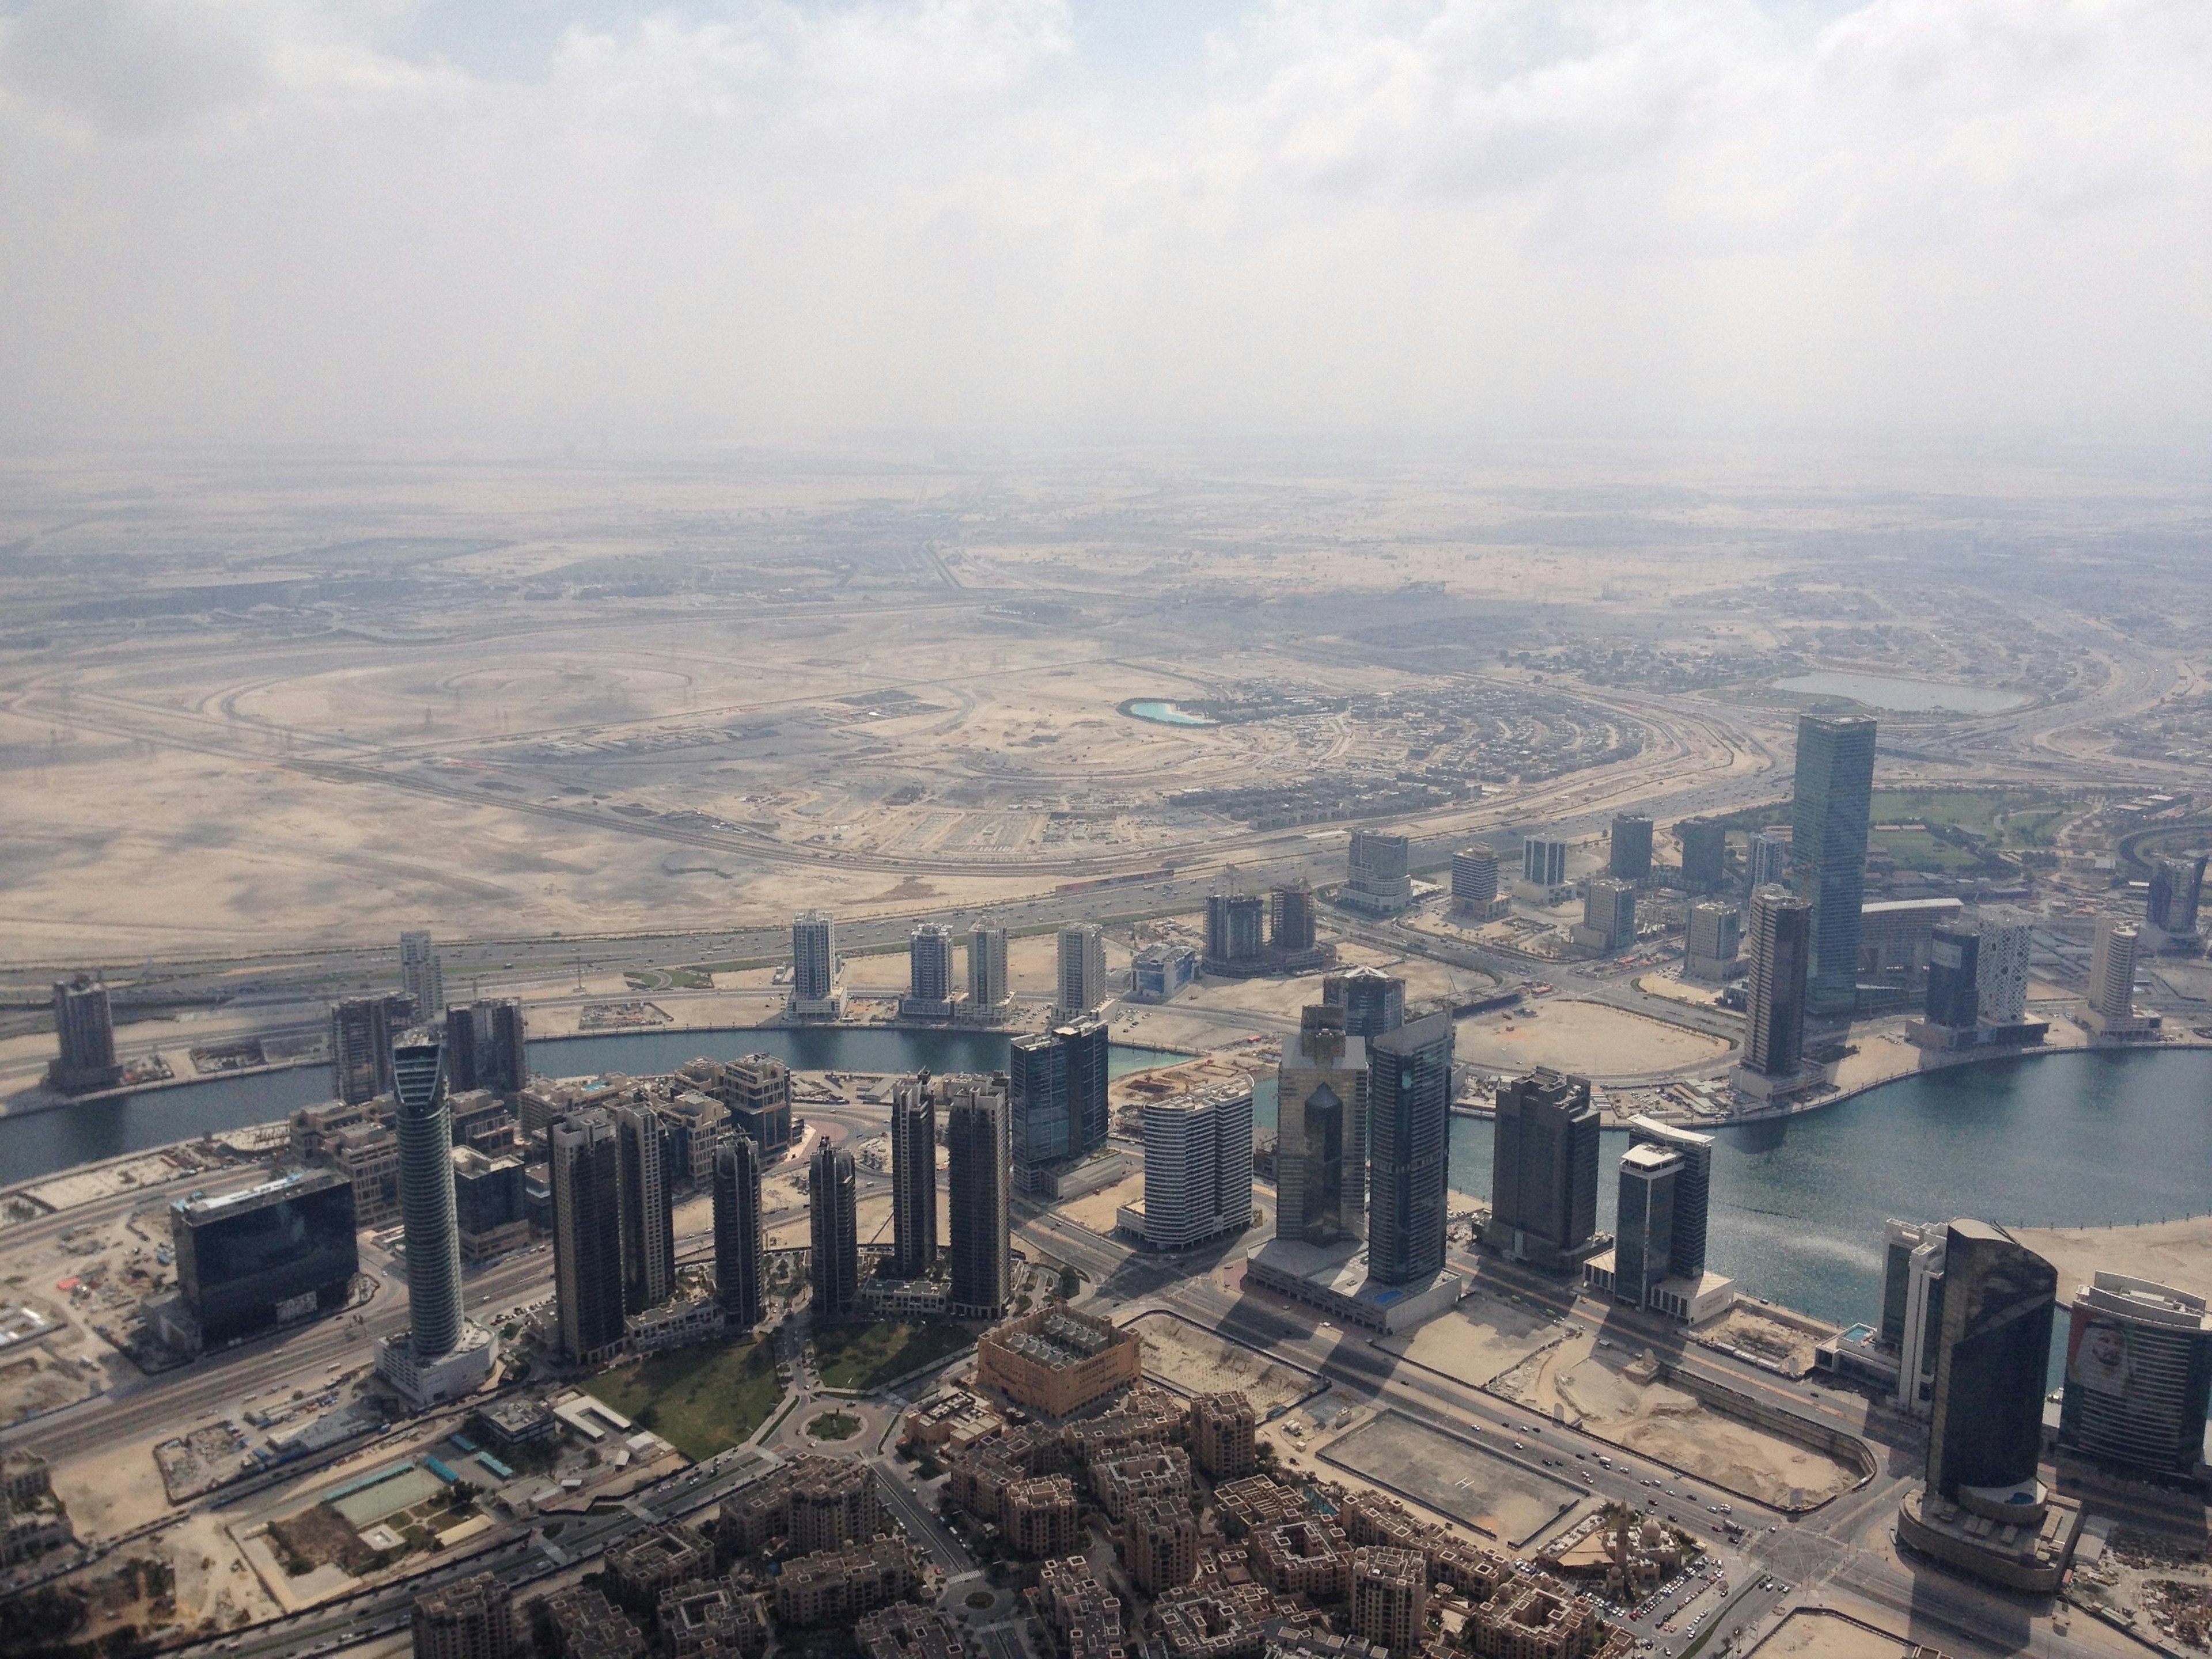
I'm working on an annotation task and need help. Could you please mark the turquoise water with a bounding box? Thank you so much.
[1126,699,1217,726]
[1771,671,2027,714]
[0,1028,1176,1186]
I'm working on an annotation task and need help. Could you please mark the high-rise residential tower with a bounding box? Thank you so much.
[1060,1016,1111,1156]
[2147,854,2207,940]
[442,999,527,1096]
[1626,1115,1713,1283]
[1592,1116,1725,1321]
[1677,819,1726,893]
[967,924,1010,1012]
[1483,1070,1600,1271]
[47,975,122,1094]
[1977,912,2033,1025]
[400,930,446,1018]
[1741,884,1812,1081]
[2086,916,2150,1035]
[889,1074,938,1280]
[1008,1031,1071,1191]
[712,1134,764,1328]
[614,1104,675,1313]
[2057,1272,2212,1480]
[944,1077,1012,1317]
[1609,813,1653,881]
[1367,1013,1453,1286]
[1275,1007,1367,1246]
[809,1139,859,1317]
[1342,830,1414,915]
[789,910,844,1017]
[905,923,955,1016]
[1684,900,1741,982]
[1123,1081,1253,1251]
[1790,714,1877,1015]
[1324,967,1404,1040]
[1056,923,1107,1017]
[1268,883,1318,952]
[331,996,405,1105]
[1578,878,1636,953]
[550,1109,625,1364]
[1203,892,1267,974]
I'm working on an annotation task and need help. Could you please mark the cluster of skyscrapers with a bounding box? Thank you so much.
[1199,882,1332,977]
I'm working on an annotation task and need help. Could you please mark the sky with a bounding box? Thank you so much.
[0,0,2206,449]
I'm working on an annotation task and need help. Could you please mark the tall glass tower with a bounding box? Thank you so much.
[1367,1013,1453,1286]
[392,1029,463,1359]
[1791,714,1877,1015]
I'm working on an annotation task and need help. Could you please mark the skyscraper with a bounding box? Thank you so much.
[703,1053,793,1156]
[1276,1007,1366,1246]
[789,910,843,1017]
[2147,854,2207,939]
[1977,911,2032,1025]
[1057,924,1107,1017]
[1268,883,1318,952]
[1521,837,1567,889]
[400,930,446,1018]
[713,1135,764,1327]
[1923,1220,2056,1502]
[2086,915,2143,1032]
[442,999,527,1096]
[1596,1117,1725,1321]
[1342,830,1414,915]
[1790,714,1877,1015]
[1203,892,1266,974]
[2057,1272,2212,1480]
[944,1077,1012,1318]
[550,1109,625,1364]
[1626,1115,1713,1284]
[1060,1016,1111,1156]
[1324,967,1404,1040]
[889,1074,938,1280]
[968,924,1010,1011]
[1612,1144,1679,1309]
[332,994,415,1105]
[1450,845,1499,911]
[1925,923,1981,1029]
[1125,1081,1253,1251]
[1742,884,1812,1080]
[809,1139,859,1317]
[1483,1070,1600,1271]
[392,1030,463,1358]
[1677,819,1726,893]
[1578,878,1636,953]
[908,923,954,1005]
[1008,1032,1071,1190]
[47,975,121,1094]
[1609,813,1653,881]
[614,1104,675,1313]
[1367,1012,1453,1286]
[1745,828,1790,893]
[1684,900,1740,982]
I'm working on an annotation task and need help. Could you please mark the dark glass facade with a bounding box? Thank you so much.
[713,1136,764,1327]
[1790,713,1877,1016]
[1925,925,1981,1028]
[1009,1032,1070,1173]
[889,1077,938,1279]
[809,1141,859,1316]
[1367,1013,1453,1286]
[1325,968,1405,1040]
[1926,1220,2057,1499]
[173,1171,359,1346]
[1482,1069,1600,1270]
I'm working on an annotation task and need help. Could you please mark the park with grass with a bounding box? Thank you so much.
[591,1336,785,1461]
[813,1320,975,1392]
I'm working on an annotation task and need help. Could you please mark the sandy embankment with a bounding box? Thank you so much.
[2011,1214,2212,1306]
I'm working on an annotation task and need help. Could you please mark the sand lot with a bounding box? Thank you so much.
[1376,1280,1567,1388]
[1324,1412,1584,1547]
[1493,1330,1858,1510]
[1127,1313,1312,1411]
[1455,1001,1730,1078]
[1750,1609,1934,1659]
[1058,1171,1146,1235]
[2014,1213,2212,1308]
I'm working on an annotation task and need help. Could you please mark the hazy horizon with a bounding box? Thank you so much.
[2,0,2207,450]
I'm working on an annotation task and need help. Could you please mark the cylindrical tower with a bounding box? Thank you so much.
[393,1030,463,1358]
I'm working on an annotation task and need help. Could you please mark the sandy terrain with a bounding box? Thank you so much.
[1126,1312,1312,1411]
[1058,1172,1146,1235]
[1323,1411,1587,1548]
[2014,1213,2212,1307]
[1750,1610,1927,1659]
[1494,1330,1858,1510]
[1376,1280,1566,1388]
[1634,970,1738,1011]
[1454,1001,1730,1078]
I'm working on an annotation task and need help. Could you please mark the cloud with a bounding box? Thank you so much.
[0,0,2204,445]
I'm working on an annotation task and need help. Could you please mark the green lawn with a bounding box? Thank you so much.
[807,1411,861,1441]
[591,1336,785,1461]
[812,1321,975,1392]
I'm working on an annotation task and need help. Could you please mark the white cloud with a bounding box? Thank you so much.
[0,0,2203,444]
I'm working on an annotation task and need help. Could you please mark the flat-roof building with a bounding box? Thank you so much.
[976,1307,1141,1416]
[172,1169,358,1350]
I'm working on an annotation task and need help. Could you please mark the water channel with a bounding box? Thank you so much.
[1768,670,2030,714]
[7,1035,2207,1347]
